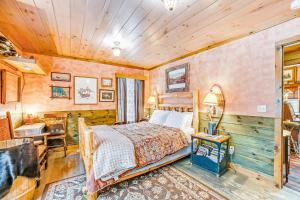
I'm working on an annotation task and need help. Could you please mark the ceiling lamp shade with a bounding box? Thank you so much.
[162,0,177,11]
[203,92,219,106]
[291,0,300,10]
[112,41,121,57]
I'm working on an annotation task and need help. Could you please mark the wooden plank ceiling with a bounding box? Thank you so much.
[0,0,299,70]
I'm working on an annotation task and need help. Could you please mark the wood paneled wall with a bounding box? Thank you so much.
[200,112,274,176]
[23,109,116,145]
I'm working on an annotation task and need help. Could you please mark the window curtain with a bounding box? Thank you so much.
[117,77,144,123]
[117,78,127,123]
[134,80,144,122]
[126,79,135,123]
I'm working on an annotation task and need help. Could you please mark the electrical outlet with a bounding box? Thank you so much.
[257,105,267,113]
[229,146,235,155]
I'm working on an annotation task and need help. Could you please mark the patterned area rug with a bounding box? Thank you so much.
[42,166,227,200]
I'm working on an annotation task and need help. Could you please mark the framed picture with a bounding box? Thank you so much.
[283,68,294,83]
[101,77,113,87]
[50,86,71,99]
[166,63,190,93]
[74,76,98,105]
[99,90,114,102]
[51,72,71,82]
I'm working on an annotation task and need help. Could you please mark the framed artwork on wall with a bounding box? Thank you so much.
[99,90,114,102]
[283,68,294,83]
[101,77,113,87]
[50,86,71,99]
[51,72,71,82]
[165,63,190,93]
[74,76,98,105]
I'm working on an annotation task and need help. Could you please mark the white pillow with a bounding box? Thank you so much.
[164,111,193,129]
[164,111,186,129]
[149,110,171,125]
[182,112,193,128]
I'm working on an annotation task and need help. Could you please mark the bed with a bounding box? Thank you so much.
[78,91,199,200]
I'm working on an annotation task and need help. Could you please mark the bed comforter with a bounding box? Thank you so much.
[87,122,188,192]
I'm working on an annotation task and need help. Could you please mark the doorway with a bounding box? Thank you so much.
[275,36,300,192]
[282,42,300,192]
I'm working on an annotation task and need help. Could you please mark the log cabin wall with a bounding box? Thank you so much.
[22,109,116,145]
[149,18,300,176]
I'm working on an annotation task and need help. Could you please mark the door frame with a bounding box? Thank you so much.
[274,35,300,188]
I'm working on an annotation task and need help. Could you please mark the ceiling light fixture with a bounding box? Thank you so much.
[162,0,177,11]
[112,41,121,57]
[24,65,32,71]
[291,0,300,10]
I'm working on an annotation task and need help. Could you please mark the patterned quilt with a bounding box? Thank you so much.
[112,122,188,167]
[87,122,188,193]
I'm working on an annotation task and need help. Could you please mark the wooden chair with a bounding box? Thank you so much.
[44,113,68,157]
[0,111,13,141]
[1,112,48,184]
[283,102,300,153]
[0,139,36,200]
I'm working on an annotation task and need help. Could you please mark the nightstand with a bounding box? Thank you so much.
[191,133,230,177]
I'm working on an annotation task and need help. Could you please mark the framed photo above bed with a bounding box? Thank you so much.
[166,63,190,93]
[99,89,114,102]
[74,76,98,105]
[51,72,71,82]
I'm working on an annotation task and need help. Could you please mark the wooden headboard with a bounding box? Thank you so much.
[155,90,199,132]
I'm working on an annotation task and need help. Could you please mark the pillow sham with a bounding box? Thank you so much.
[164,111,193,129]
[149,110,171,125]
[182,112,193,128]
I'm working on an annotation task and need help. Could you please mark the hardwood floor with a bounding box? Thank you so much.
[34,148,300,200]
[34,147,85,200]
[285,154,300,193]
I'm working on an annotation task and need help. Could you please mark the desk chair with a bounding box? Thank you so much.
[283,102,300,153]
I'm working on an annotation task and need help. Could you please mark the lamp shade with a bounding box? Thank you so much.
[203,92,219,106]
[147,96,156,105]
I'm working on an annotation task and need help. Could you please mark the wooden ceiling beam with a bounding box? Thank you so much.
[23,51,149,70]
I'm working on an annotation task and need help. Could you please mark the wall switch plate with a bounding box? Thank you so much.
[257,105,267,113]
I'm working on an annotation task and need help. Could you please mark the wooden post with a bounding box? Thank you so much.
[274,44,284,188]
[193,90,199,132]
[78,118,97,200]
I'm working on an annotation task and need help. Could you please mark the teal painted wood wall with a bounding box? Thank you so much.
[199,112,274,176]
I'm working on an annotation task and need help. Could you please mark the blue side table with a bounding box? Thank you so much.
[191,133,230,177]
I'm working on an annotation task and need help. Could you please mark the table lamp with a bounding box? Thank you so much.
[203,85,224,135]
[147,95,156,118]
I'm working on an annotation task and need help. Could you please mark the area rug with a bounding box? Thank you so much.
[42,166,227,200]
